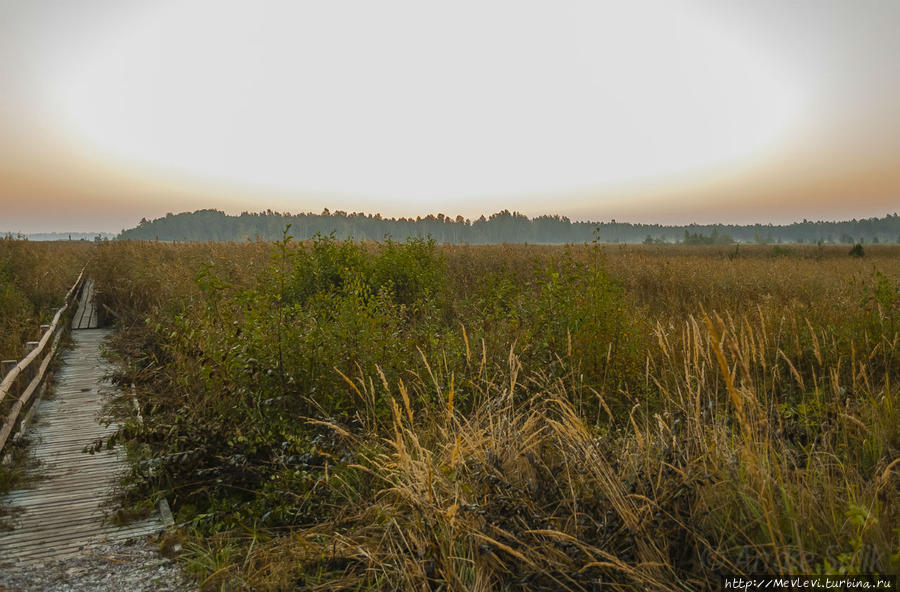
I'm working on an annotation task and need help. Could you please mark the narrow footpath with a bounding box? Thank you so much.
[0,283,190,591]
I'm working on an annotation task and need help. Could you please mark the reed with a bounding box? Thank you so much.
[90,240,899,590]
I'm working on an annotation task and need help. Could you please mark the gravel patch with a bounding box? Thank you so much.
[0,537,194,592]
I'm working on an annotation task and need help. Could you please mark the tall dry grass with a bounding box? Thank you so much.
[191,326,897,590]
[0,238,92,358]
[92,241,899,590]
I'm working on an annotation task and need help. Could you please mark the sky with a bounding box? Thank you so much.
[1,0,898,233]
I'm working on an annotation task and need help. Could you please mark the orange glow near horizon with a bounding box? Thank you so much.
[1,1,898,233]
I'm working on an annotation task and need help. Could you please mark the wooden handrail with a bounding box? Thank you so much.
[0,268,85,450]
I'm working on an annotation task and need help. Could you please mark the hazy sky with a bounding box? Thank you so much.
[1,0,898,233]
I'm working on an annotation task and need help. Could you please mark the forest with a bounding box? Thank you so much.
[118,209,900,245]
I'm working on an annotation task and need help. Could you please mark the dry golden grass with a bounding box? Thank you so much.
[0,238,92,358]
[91,240,899,590]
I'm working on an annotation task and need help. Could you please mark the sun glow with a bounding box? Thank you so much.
[51,0,807,208]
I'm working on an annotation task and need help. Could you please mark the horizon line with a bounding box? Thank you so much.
[3,208,900,236]
[128,207,900,227]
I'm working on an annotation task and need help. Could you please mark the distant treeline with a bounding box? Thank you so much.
[118,209,900,244]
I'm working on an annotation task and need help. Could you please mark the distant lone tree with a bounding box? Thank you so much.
[849,243,865,258]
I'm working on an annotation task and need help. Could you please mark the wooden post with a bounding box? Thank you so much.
[40,324,50,336]
[0,360,16,379]
[1,360,17,397]
[25,342,39,381]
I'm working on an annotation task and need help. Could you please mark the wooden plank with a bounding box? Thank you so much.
[4,496,111,516]
[3,527,165,564]
[71,278,100,331]
[88,300,99,329]
[1,520,165,560]
[4,477,125,503]
[4,496,117,515]
[29,431,118,445]
[0,327,165,567]
[31,446,121,457]
[3,518,163,549]
[71,279,91,330]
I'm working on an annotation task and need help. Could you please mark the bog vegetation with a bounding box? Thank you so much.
[12,236,900,590]
[0,238,91,493]
[85,237,900,591]
[0,239,92,359]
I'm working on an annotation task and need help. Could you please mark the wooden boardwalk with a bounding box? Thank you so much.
[71,278,99,330]
[0,284,165,567]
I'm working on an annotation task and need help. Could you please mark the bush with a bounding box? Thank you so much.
[90,241,900,590]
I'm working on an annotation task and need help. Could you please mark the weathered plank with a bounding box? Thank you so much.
[72,278,99,330]
[0,327,165,567]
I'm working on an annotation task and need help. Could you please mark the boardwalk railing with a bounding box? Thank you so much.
[0,269,85,451]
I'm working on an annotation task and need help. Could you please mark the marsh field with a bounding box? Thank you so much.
[6,238,900,590]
